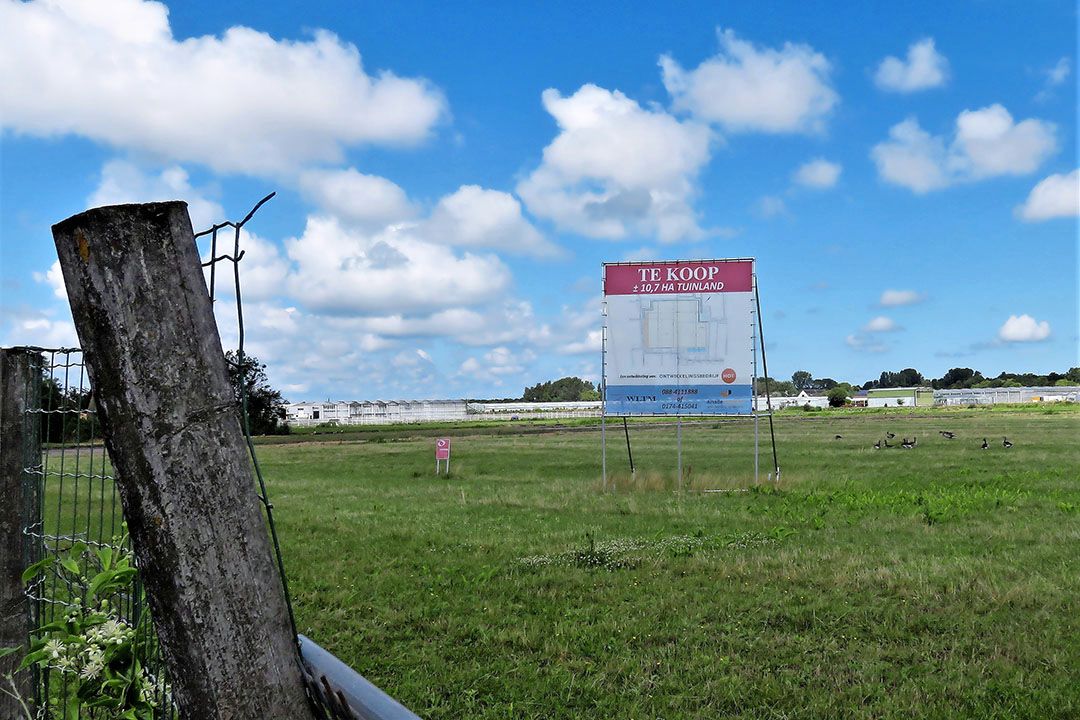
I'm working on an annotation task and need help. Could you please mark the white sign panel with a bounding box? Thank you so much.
[602,259,755,415]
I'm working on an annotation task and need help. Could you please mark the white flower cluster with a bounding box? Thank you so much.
[40,613,166,706]
[85,618,134,647]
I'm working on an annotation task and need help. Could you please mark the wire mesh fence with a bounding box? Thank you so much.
[20,347,176,719]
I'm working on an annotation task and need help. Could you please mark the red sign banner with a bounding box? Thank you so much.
[604,260,753,296]
[435,438,451,460]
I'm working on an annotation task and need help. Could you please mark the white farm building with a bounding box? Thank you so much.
[934,386,1080,406]
[285,399,603,426]
[286,400,468,426]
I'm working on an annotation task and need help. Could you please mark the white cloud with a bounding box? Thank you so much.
[863,316,899,332]
[880,289,925,306]
[950,105,1057,178]
[871,118,950,193]
[0,0,446,176]
[621,247,659,262]
[559,329,602,355]
[1016,169,1080,221]
[423,185,560,257]
[89,160,224,230]
[356,309,486,338]
[872,106,1057,192]
[298,169,415,228]
[660,28,837,133]
[874,38,948,93]
[483,346,530,375]
[1036,57,1072,101]
[200,229,290,303]
[755,195,787,218]
[792,158,841,189]
[0,305,80,348]
[516,84,713,242]
[391,349,434,368]
[33,261,68,300]
[998,314,1051,342]
[844,333,888,353]
[1046,57,1072,85]
[285,215,511,315]
[457,346,535,385]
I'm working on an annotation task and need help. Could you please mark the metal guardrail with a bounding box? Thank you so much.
[299,635,422,720]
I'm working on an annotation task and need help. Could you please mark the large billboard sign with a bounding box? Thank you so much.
[602,259,755,416]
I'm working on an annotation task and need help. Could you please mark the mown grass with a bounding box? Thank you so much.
[259,406,1080,719]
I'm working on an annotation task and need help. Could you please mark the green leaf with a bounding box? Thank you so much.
[32,619,68,634]
[17,648,48,670]
[0,646,21,659]
[60,556,81,576]
[21,556,55,583]
[96,545,114,572]
[86,569,117,602]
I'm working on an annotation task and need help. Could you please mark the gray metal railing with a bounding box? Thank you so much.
[300,636,422,720]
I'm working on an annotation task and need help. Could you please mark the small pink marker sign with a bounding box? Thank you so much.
[435,438,451,460]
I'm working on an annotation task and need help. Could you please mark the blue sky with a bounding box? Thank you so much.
[1,0,1077,400]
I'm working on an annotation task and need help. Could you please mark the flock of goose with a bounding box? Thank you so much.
[842,431,1016,450]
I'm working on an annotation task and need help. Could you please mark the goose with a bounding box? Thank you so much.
[901,438,914,449]
[981,438,988,450]
[912,436,918,447]
[835,434,843,440]
[883,438,892,448]
[873,439,882,450]
[940,431,956,439]
[886,432,895,439]
[1003,437,1013,449]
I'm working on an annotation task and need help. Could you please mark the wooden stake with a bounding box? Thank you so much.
[52,202,314,720]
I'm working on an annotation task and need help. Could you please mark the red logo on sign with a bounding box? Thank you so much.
[435,438,451,460]
[721,368,736,383]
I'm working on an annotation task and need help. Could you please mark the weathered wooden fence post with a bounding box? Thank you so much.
[0,348,38,716]
[52,203,315,719]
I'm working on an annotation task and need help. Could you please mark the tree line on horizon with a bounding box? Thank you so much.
[508,365,1080,406]
[756,366,1080,398]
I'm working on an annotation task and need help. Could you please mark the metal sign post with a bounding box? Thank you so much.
[751,287,759,485]
[435,438,451,475]
[753,276,780,484]
[677,416,682,492]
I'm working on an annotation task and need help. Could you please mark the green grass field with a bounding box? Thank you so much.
[258,405,1080,719]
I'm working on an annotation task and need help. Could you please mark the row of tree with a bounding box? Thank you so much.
[535,365,1080,406]
[757,366,1080,398]
[522,376,600,402]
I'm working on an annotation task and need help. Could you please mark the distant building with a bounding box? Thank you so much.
[933,386,1080,406]
[286,399,468,426]
[284,399,602,426]
[755,390,829,410]
[866,387,934,408]
[468,401,601,419]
